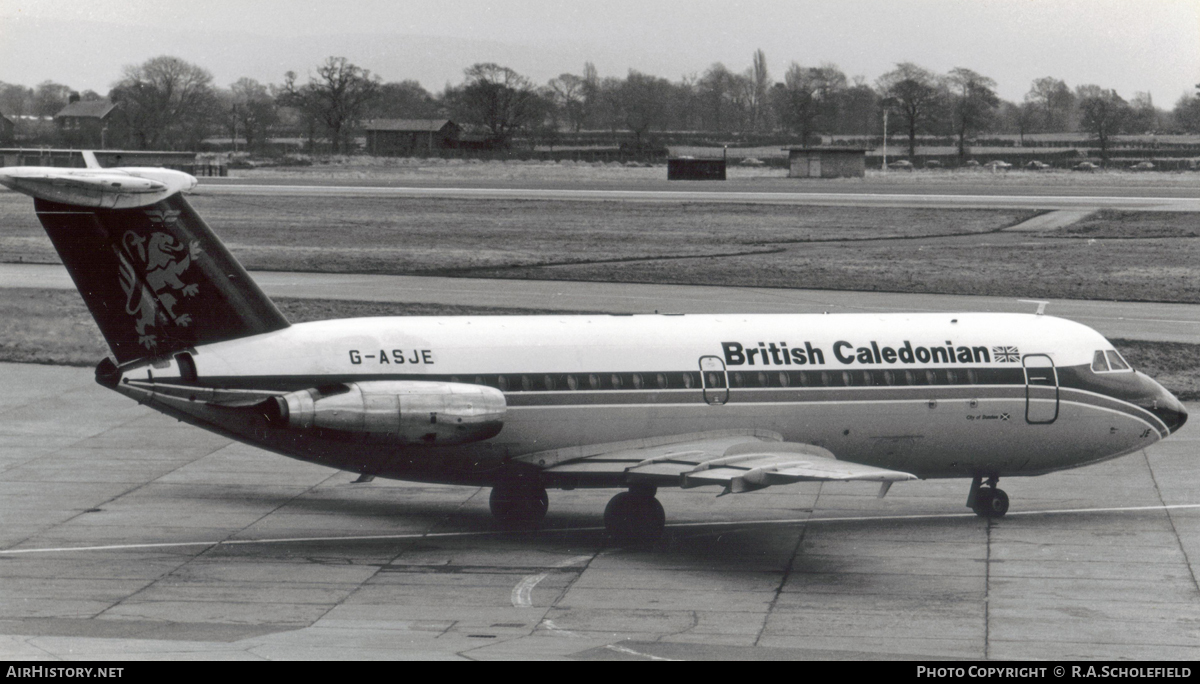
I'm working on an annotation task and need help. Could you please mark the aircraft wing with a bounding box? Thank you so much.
[517,430,917,496]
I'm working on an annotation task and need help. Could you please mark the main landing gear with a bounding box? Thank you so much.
[968,475,1009,518]
[489,480,549,529]
[604,485,666,544]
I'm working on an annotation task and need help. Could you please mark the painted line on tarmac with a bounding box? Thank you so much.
[3,502,1198,556]
[511,554,593,608]
[605,644,682,661]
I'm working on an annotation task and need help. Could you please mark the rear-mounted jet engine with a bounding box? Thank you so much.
[265,381,505,445]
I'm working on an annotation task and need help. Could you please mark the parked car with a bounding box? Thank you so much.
[1025,160,1050,170]
[964,159,981,168]
[739,157,765,167]
[887,160,914,170]
[1131,161,1155,171]
[1074,161,1099,171]
[924,159,943,168]
[984,160,1012,171]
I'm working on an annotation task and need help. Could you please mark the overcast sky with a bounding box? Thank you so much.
[1,0,1197,105]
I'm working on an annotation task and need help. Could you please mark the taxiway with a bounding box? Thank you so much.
[0,363,1197,660]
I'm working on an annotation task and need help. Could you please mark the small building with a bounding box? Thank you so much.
[785,147,867,178]
[0,113,13,146]
[364,119,461,156]
[55,100,118,148]
[667,157,726,181]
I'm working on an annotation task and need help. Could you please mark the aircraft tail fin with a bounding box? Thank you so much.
[2,166,289,364]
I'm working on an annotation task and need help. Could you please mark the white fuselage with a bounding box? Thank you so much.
[120,312,1181,485]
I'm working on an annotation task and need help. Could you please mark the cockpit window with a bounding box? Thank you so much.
[1105,350,1131,371]
[1092,350,1109,372]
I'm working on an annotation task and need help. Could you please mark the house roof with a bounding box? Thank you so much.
[55,101,116,120]
[365,119,455,132]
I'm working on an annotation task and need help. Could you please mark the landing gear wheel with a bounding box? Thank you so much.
[604,491,666,544]
[972,487,1009,518]
[489,482,549,529]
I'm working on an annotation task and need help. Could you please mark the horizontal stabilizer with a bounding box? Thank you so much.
[0,166,197,209]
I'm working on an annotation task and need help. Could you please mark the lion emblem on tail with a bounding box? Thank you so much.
[118,224,203,349]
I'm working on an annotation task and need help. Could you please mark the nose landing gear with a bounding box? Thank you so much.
[968,475,1009,518]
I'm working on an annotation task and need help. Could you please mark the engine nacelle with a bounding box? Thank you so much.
[267,381,505,446]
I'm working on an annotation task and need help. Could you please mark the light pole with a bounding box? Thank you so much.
[880,97,898,172]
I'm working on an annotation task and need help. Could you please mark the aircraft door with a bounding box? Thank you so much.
[1023,354,1059,424]
[699,355,729,405]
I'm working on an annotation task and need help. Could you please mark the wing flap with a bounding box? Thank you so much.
[529,430,917,494]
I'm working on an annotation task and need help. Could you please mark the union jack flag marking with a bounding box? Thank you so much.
[993,346,1021,363]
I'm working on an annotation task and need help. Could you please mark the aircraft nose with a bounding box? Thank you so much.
[1138,379,1188,435]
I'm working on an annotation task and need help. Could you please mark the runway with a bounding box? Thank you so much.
[3,263,1199,343]
[194,181,1200,212]
[1,362,1197,660]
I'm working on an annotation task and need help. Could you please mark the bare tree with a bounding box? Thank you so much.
[279,57,380,154]
[616,70,672,148]
[877,62,946,158]
[947,67,999,161]
[33,81,73,117]
[747,49,772,132]
[1025,77,1075,132]
[369,80,440,119]
[445,63,539,146]
[227,78,277,151]
[109,56,219,149]
[1077,87,1130,161]
[547,73,587,132]
[773,63,820,144]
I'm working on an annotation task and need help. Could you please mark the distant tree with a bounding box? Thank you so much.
[747,49,772,132]
[947,67,1000,161]
[1172,89,1200,133]
[33,81,74,117]
[369,80,440,120]
[279,57,380,154]
[1025,77,1075,132]
[109,56,219,149]
[547,73,587,132]
[444,63,540,146]
[839,77,880,135]
[79,90,104,101]
[226,78,278,151]
[615,70,672,147]
[810,63,848,134]
[1077,87,1130,161]
[772,63,820,144]
[582,62,601,129]
[877,62,946,158]
[1127,91,1159,133]
[697,63,738,132]
[0,82,33,117]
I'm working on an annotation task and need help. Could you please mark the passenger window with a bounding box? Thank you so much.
[521,375,533,391]
[631,373,644,389]
[756,371,769,387]
[779,372,790,387]
[842,371,854,386]
[497,376,509,391]
[566,375,579,390]
[656,373,668,389]
[681,373,694,389]
[731,372,745,387]
[543,375,556,391]
[1092,350,1109,372]
[588,374,600,389]
[611,374,623,389]
[1105,350,1130,371]
[883,370,895,386]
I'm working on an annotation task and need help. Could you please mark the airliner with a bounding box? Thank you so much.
[0,160,1187,541]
